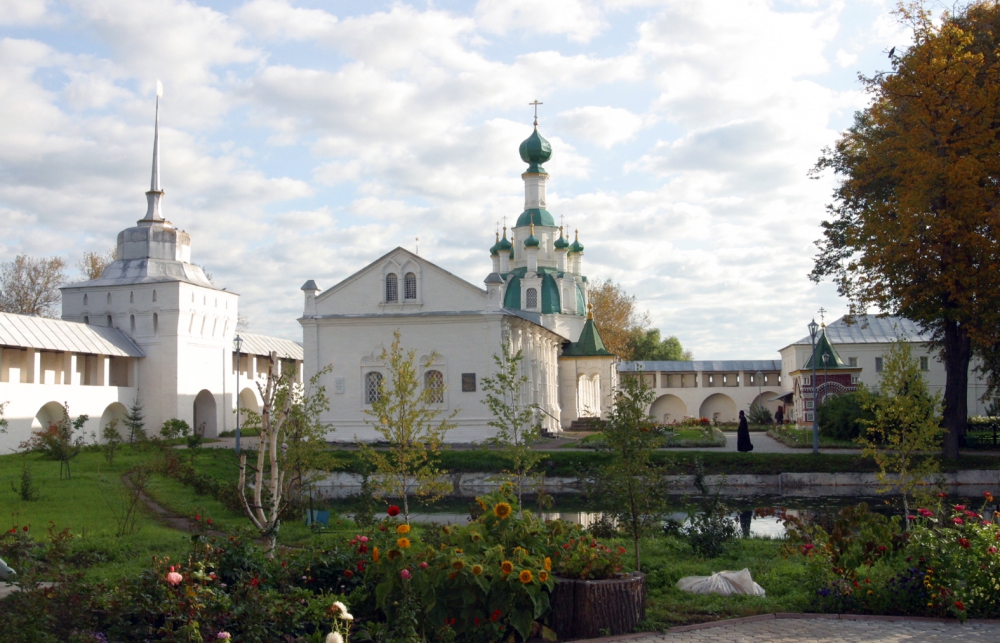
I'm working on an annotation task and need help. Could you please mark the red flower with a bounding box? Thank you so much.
[281,560,287,567]
[953,517,964,525]
[877,545,887,552]
[250,577,260,587]
[474,617,481,626]
[356,561,366,573]
[8,528,13,534]
[954,505,966,511]
[387,505,401,517]
[955,601,966,611]
[958,538,971,549]
[563,543,570,549]
[22,526,28,532]
[379,524,387,532]
[617,546,626,554]
[194,514,200,521]
[344,570,354,578]
[207,518,212,525]
[918,508,933,517]
[492,609,502,622]
[446,618,456,626]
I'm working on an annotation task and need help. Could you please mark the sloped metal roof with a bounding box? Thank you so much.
[0,312,144,357]
[619,360,781,373]
[791,315,931,345]
[238,333,303,361]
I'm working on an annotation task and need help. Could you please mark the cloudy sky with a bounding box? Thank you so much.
[0,0,911,358]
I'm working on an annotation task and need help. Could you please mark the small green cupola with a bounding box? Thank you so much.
[497,227,513,252]
[489,231,500,256]
[524,222,540,248]
[562,303,613,357]
[568,229,584,254]
[554,225,569,250]
[804,325,847,369]
[519,127,552,174]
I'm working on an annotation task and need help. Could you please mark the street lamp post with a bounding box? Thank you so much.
[234,334,243,455]
[808,319,819,455]
[755,369,763,416]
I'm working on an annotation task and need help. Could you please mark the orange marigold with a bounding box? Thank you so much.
[494,502,513,519]
[397,524,411,535]
[544,557,552,571]
[519,569,533,584]
[472,564,484,576]
[539,571,549,582]
[397,538,411,549]
[373,547,380,563]
[501,560,514,575]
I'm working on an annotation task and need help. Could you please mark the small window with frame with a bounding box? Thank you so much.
[462,373,476,392]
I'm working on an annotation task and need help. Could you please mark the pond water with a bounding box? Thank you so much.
[317,493,998,539]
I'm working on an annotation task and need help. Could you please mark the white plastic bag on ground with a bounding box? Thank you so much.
[676,568,765,596]
[0,557,15,581]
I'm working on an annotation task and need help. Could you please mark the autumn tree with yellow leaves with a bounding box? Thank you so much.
[812,2,1000,458]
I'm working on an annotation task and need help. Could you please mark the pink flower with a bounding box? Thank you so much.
[953,517,964,525]
[360,536,369,543]
[419,561,428,569]
[400,568,412,580]
[954,505,966,511]
[989,546,998,554]
[166,571,183,586]
[918,508,933,518]
[216,634,231,640]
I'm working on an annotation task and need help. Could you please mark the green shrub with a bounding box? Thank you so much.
[747,403,773,425]
[818,392,871,440]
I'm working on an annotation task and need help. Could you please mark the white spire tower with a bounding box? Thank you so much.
[143,80,165,223]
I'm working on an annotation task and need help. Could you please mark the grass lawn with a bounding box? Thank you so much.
[767,427,859,449]
[633,535,811,627]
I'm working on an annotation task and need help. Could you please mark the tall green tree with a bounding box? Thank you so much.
[629,328,692,361]
[123,396,146,443]
[811,2,1000,458]
[587,374,666,571]
[857,339,943,524]
[481,341,541,510]
[358,330,456,521]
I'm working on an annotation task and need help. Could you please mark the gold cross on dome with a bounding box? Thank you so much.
[529,100,543,126]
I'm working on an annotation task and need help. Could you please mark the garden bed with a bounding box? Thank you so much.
[766,427,860,449]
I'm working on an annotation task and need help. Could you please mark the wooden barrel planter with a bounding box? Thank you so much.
[548,572,645,640]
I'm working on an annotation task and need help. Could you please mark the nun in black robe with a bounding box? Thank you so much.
[737,409,754,452]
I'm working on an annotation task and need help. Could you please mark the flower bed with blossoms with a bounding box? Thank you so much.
[365,486,626,642]
[781,491,1000,621]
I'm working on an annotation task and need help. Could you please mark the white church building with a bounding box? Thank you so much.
[0,97,301,453]
[299,122,616,441]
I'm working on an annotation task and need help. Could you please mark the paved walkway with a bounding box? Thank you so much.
[589,615,1000,643]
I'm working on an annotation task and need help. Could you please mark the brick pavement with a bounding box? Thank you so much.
[581,615,1000,643]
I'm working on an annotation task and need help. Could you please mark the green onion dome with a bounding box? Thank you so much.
[490,232,500,256]
[524,222,540,248]
[519,127,552,174]
[497,228,513,251]
[569,229,584,254]
[554,226,569,251]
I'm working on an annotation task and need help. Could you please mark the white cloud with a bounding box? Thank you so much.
[234,0,338,41]
[0,0,51,26]
[475,0,607,43]
[558,106,648,148]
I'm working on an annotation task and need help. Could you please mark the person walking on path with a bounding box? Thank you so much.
[737,409,754,452]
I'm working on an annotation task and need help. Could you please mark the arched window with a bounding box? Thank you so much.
[153,290,157,302]
[106,315,113,327]
[404,272,417,300]
[84,316,89,324]
[153,313,159,335]
[83,294,88,305]
[106,293,111,304]
[129,291,134,303]
[525,287,538,309]
[424,370,444,404]
[130,315,135,333]
[366,372,383,404]
[385,273,399,302]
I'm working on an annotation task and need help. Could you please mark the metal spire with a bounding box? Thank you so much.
[529,99,542,127]
[143,80,165,222]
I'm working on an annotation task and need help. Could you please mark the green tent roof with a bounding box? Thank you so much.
[563,317,612,357]
[804,327,847,369]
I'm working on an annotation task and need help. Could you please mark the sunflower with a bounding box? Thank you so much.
[513,546,527,557]
[501,560,514,575]
[519,569,533,584]
[471,564,484,576]
[476,498,486,510]
[397,538,411,549]
[397,524,411,535]
[452,559,465,570]
[373,547,380,563]
[470,532,482,542]
[544,557,552,571]
[494,502,513,519]
[539,571,549,582]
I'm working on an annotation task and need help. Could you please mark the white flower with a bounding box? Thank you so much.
[342,613,354,621]
[332,601,348,615]
[325,632,344,643]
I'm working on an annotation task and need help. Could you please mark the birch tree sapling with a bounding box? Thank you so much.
[358,330,456,521]
[237,352,331,555]
[481,341,541,510]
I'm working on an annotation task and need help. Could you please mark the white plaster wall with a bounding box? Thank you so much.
[303,313,507,443]
[0,380,139,453]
